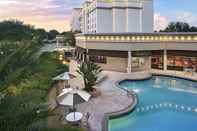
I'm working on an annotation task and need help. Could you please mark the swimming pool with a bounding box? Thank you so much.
[109,75,197,131]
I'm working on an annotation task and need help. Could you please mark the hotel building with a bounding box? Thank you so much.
[71,0,153,33]
[71,8,82,32]
[71,0,197,75]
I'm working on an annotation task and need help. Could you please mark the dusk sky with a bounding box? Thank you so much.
[0,0,197,32]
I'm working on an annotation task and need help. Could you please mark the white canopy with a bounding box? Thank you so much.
[52,72,76,81]
[57,88,91,106]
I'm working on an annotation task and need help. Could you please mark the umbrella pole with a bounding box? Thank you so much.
[73,104,75,120]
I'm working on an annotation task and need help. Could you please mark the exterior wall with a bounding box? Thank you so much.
[98,57,128,72]
[77,41,197,52]
[113,8,126,32]
[141,0,154,32]
[75,33,197,73]
[77,0,154,33]
[127,8,141,32]
[97,9,113,33]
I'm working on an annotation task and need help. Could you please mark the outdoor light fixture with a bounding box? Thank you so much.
[121,36,125,41]
[181,36,185,41]
[127,36,130,41]
[96,36,99,40]
[116,36,120,41]
[146,36,150,41]
[111,36,114,40]
[175,36,179,40]
[62,61,67,65]
[132,36,136,41]
[159,36,163,41]
[59,57,63,61]
[142,36,145,41]
[106,36,109,40]
[169,36,173,41]
[187,36,192,41]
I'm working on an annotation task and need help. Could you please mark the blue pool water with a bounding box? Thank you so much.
[109,75,197,131]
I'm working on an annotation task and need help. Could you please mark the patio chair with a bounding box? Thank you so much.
[80,112,90,129]
[65,85,70,88]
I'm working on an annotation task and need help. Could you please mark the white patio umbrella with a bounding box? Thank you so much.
[52,72,76,81]
[57,88,91,107]
[57,88,91,120]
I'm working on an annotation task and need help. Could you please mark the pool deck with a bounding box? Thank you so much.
[77,71,151,131]
[48,69,197,131]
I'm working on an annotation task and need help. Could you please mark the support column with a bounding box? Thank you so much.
[82,52,85,62]
[164,50,167,71]
[127,51,132,73]
[86,49,89,61]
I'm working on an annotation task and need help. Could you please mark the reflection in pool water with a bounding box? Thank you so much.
[109,76,197,131]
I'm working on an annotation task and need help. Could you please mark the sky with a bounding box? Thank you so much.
[0,0,197,32]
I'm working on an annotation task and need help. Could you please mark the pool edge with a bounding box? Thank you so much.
[102,73,197,131]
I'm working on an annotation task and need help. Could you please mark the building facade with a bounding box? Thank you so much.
[71,0,197,76]
[74,33,197,74]
[71,8,82,32]
[74,0,153,34]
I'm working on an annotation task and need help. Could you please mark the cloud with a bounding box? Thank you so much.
[176,12,197,26]
[0,0,83,32]
[154,13,169,31]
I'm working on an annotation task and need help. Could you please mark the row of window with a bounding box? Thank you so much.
[89,55,107,64]
[151,55,197,72]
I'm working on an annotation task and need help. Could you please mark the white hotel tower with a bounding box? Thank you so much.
[71,0,153,33]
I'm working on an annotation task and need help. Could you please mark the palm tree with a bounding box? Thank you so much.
[77,61,102,92]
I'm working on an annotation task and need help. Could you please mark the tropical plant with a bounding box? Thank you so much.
[77,61,102,92]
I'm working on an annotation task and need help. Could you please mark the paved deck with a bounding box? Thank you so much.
[77,71,151,131]
[48,70,196,131]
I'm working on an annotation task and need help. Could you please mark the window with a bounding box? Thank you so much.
[89,55,107,64]
[167,56,197,72]
[151,56,163,70]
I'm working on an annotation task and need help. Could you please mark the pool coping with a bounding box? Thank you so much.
[102,91,138,131]
[102,73,197,131]
[153,73,197,82]
[102,76,152,131]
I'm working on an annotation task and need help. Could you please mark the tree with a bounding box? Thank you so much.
[0,20,34,41]
[47,30,59,40]
[33,28,48,42]
[77,61,102,92]
[190,26,197,32]
[61,32,76,47]
[161,22,197,32]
